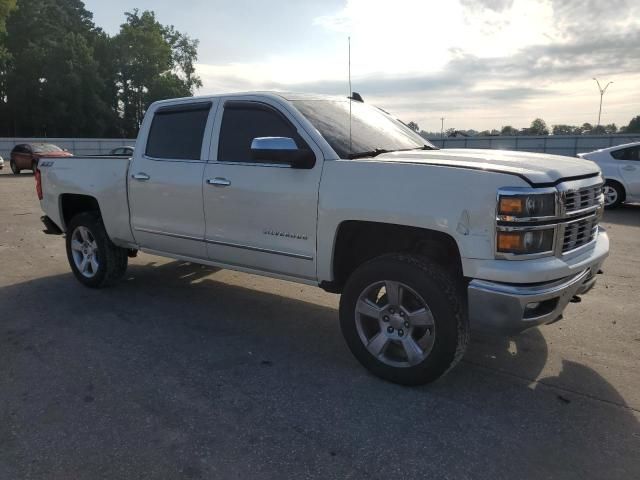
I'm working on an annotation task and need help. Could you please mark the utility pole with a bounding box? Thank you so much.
[593,78,613,127]
[441,117,445,138]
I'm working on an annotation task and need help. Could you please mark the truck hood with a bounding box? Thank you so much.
[376,149,601,186]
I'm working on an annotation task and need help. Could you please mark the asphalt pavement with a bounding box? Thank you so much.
[1,169,639,479]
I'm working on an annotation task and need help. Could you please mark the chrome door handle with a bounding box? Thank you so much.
[622,165,636,171]
[132,173,150,181]
[207,178,231,187]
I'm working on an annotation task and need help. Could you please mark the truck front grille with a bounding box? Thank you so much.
[562,216,599,253]
[565,184,603,214]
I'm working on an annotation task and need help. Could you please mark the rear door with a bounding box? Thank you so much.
[611,146,640,197]
[128,100,218,259]
[202,97,323,281]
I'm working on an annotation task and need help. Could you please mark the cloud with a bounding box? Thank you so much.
[195,0,640,130]
[460,0,515,12]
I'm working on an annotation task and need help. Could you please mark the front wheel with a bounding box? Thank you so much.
[10,159,20,174]
[339,254,469,385]
[65,212,128,288]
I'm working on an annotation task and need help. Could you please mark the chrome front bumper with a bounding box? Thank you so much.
[468,262,603,334]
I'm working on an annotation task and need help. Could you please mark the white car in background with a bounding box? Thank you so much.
[0,155,4,170]
[578,142,640,208]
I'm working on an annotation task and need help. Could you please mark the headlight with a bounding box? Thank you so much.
[497,229,555,255]
[498,193,556,219]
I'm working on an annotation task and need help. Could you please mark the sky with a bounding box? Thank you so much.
[84,0,640,133]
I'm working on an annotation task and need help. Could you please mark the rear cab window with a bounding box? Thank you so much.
[146,102,212,160]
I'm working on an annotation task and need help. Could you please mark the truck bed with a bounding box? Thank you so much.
[38,156,135,246]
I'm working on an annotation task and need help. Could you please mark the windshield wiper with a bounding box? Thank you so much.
[348,145,437,159]
[348,148,390,159]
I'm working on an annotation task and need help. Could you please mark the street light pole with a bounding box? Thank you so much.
[593,78,613,127]
[441,117,445,139]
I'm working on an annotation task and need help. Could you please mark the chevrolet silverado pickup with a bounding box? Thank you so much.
[36,92,609,385]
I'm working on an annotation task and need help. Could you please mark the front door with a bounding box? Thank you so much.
[128,101,217,259]
[202,99,322,281]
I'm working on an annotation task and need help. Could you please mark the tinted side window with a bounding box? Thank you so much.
[146,103,211,160]
[218,103,306,163]
[611,147,640,161]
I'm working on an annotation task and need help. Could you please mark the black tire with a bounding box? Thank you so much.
[339,254,469,385]
[32,161,38,173]
[10,159,20,174]
[603,181,624,209]
[65,212,128,288]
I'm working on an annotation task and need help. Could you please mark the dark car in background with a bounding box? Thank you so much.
[110,146,135,156]
[10,143,73,174]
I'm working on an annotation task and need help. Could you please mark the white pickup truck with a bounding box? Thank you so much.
[36,92,609,385]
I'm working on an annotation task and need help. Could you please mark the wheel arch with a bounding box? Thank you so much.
[322,220,463,293]
[58,194,102,232]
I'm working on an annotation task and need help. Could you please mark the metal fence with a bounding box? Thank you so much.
[426,134,640,157]
[2,134,639,160]
[0,138,136,160]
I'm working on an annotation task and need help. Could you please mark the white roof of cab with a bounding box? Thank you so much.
[151,91,347,108]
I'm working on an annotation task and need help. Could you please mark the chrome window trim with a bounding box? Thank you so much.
[214,160,293,168]
[143,154,206,164]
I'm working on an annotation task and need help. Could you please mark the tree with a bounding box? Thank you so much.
[625,116,640,133]
[552,124,578,135]
[0,0,15,36]
[500,125,518,136]
[604,123,617,134]
[114,10,201,136]
[406,121,419,132]
[1,0,115,136]
[0,3,201,137]
[579,123,593,134]
[529,118,549,136]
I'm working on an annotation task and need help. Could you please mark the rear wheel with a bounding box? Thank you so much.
[65,212,128,288]
[603,181,624,209]
[339,254,469,385]
[10,159,20,174]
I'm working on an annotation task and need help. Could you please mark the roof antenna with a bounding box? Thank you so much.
[348,36,352,156]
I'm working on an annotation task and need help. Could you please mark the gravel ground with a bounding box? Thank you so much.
[1,169,639,479]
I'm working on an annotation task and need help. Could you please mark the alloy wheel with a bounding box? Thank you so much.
[70,226,100,278]
[355,280,436,368]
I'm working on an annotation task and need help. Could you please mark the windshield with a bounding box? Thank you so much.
[291,99,436,159]
[33,143,63,154]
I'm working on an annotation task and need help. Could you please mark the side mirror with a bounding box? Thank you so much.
[250,137,315,169]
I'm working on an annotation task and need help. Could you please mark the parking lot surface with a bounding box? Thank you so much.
[1,170,639,479]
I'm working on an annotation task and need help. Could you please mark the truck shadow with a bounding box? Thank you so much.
[1,260,638,478]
